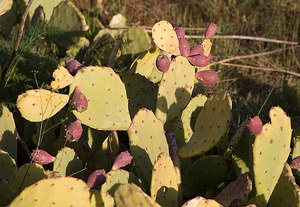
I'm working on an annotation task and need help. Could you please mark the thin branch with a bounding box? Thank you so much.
[210,45,300,67]
[220,62,300,77]
[1,0,34,84]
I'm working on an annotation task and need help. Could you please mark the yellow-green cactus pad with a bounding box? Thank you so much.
[0,104,17,160]
[69,66,131,130]
[51,66,75,90]
[130,47,160,78]
[0,149,17,180]
[90,191,114,207]
[25,0,62,21]
[152,21,180,56]
[253,107,292,206]
[182,196,223,207]
[202,39,212,56]
[148,64,163,83]
[10,177,90,207]
[156,56,195,123]
[267,163,300,206]
[0,180,16,206]
[11,163,47,193]
[101,169,130,196]
[115,183,161,207]
[16,89,69,122]
[128,109,169,189]
[0,0,12,16]
[150,152,178,207]
[179,91,232,158]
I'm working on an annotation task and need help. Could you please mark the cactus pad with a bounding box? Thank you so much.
[179,91,232,158]
[16,89,69,122]
[267,163,300,207]
[148,64,163,83]
[90,191,114,207]
[150,152,178,207]
[182,196,223,207]
[114,183,161,207]
[0,180,16,206]
[202,39,212,56]
[0,149,17,180]
[26,0,62,21]
[152,21,180,56]
[128,109,169,189]
[69,66,131,130]
[253,107,292,206]
[11,163,47,193]
[51,66,74,89]
[0,104,17,160]
[10,177,91,207]
[156,56,195,123]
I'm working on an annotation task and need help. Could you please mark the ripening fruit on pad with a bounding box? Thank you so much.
[195,70,218,86]
[9,177,91,207]
[156,54,170,72]
[247,116,263,135]
[69,66,131,130]
[175,27,185,39]
[31,149,55,165]
[51,66,74,90]
[152,21,180,56]
[179,38,190,57]
[17,89,69,122]
[205,23,217,39]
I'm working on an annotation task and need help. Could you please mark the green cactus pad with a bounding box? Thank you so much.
[121,73,158,119]
[148,64,163,83]
[0,104,17,160]
[69,66,131,130]
[0,149,17,180]
[11,163,47,193]
[90,191,114,207]
[127,109,169,190]
[156,56,195,124]
[267,163,300,207]
[292,136,300,159]
[182,196,223,207]
[175,94,207,148]
[16,89,69,122]
[179,91,232,158]
[114,183,161,207]
[48,1,88,48]
[182,155,228,196]
[10,177,91,207]
[150,152,178,207]
[202,39,212,56]
[25,0,62,21]
[215,173,253,207]
[253,107,292,206]
[0,180,16,206]
[121,25,151,56]
[130,47,160,78]
[53,147,84,178]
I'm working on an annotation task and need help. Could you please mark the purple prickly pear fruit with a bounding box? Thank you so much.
[175,27,185,39]
[156,54,170,72]
[205,23,217,39]
[31,149,55,165]
[195,70,218,86]
[112,151,133,170]
[179,38,190,57]
[66,59,82,76]
[187,55,209,67]
[247,116,263,135]
[87,169,107,190]
[72,86,88,113]
[65,57,73,65]
[65,119,83,141]
[290,156,300,169]
[189,45,204,56]
[207,54,213,62]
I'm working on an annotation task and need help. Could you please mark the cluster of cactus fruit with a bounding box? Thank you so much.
[0,5,300,206]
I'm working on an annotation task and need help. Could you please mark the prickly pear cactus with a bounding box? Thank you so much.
[53,147,83,178]
[182,155,228,196]
[0,149,17,180]
[90,191,114,207]
[152,21,180,56]
[267,163,300,207]
[121,25,151,56]
[48,1,88,48]
[16,89,69,122]
[156,56,195,124]
[114,183,161,207]
[253,107,292,206]
[0,180,16,206]
[175,94,207,148]
[121,73,158,119]
[51,66,75,90]
[69,66,131,130]
[130,47,160,78]
[148,64,164,83]
[26,0,62,21]
[182,196,223,207]
[0,104,17,160]
[179,91,232,158]
[9,177,91,207]
[150,153,178,207]
[10,163,47,193]
[127,109,169,190]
